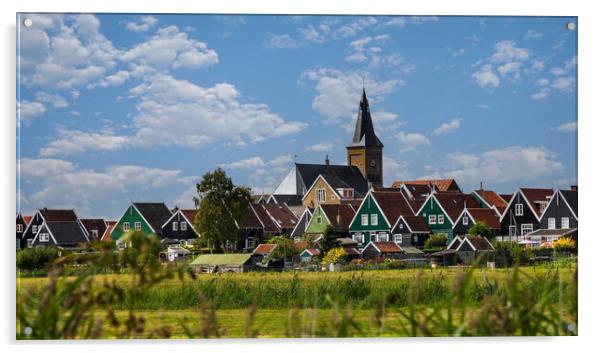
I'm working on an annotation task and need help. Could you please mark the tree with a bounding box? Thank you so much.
[318,225,339,258]
[424,233,447,250]
[468,221,493,239]
[193,168,251,252]
[321,247,347,266]
[267,236,295,262]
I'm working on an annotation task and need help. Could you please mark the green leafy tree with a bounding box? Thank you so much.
[267,236,295,262]
[468,221,493,239]
[193,168,251,252]
[321,247,347,266]
[318,225,339,257]
[424,233,447,250]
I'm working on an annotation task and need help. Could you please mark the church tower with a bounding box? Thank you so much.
[346,88,384,187]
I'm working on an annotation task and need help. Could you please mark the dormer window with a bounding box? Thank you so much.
[337,188,354,199]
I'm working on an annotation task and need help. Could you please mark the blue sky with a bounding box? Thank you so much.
[16,14,577,219]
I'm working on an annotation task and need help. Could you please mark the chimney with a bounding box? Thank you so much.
[570,185,578,191]
[480,181,483,191]
[325,155,330,165]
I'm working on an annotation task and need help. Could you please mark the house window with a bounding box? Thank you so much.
[40,233,49,242]
[32,225,38,234]
[399,222,403,229]
[438,215,445,224]
[378,233,388,242]
[413,235,419,243]
[548,218,556,230]
[515,203,524,216]
[27,239,33,248]
[462,216,469,225]
[561,217,570,229]
[361,214,369,226]
[181,222,187,231]
[135,222,141,231]
[371,214,378,226]
[123,222,130,231]
[316,189,326,203]
[370,232,377,242]
[316,216,322,225]
[91,230,98,238]
[428,215,436,225]
[353,233,364,244]
[172,222,179,231]
[245,237,256,249]
[509,225,517,237]
[17,224,23,233]
[393,234,403,243]
[521,224,533,235]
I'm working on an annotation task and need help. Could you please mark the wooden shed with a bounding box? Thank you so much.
[189,253,253,273]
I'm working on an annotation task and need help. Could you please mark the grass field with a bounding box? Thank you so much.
[16,266,577,338]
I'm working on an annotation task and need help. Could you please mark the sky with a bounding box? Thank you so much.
[16,14,577,219]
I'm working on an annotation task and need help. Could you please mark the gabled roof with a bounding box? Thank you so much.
[528,228,577,237]
[519,188,554,218]
[296,163,368,196]
[434,192,480,223]
[23,215,32,225]
[294,241,309,251]
[43,221,90,245]
[473,189,508,215]
[447,235,494,251]
[101,221,117,241]
[391,179,461,192]
[239,204,264,229]
[268,194,303,206]
[465,208,501,229]
[250,204,280,233]
[262,203,298,230]
[301,248,320,256]
[40,208,78,222]
[80,218,107,239]
[253,243,278,255]
[347,88,383,148]
[319,204,356,230]
[363,241,402,253]
[499,194,513,203]
[180,209,198,224]
[132,202,173,233]
[371,190,415,225]
[559,189,578,217]
[401,215,430,233]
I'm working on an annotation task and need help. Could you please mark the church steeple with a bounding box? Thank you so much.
[349,88,384,148]
[346,88,384,187]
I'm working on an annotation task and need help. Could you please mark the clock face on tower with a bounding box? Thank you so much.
[369,158,376,168]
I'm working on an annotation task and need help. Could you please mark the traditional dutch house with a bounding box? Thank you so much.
[453,208,501,237]
[21,208,90,248]
[80,218,107,241]
[499,188,554,241]
[160,208,200,243]
[301,173,366,208]
[391,179,462,193]
[111,202,173,241]
[290,207,313,241]
[304,204,357,238]
[16,213,31,250]
[528,187,578,243]
[471,188,508,217]
[417,192,480,244]
[390,215,431,248]
[101,221,117,241]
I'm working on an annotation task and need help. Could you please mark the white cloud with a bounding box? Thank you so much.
[555,121,577,132]
[531,87,551,101]
[380,16,438,28]
[263,33,299,48]
[524,29,543,40]
[125,16,158,32]
[306,142,335,152]
[39,129,130,157]
[383,156,410,185]
[432,118,462,136]
[550,77,575,92]
[128,74,306,147]
[490,40,530,63]
[433,146,563,185]
[220,157,266,169]
[106,165,181,187]
[20,157,74,177]
[93,70,130,88]
[18,100,47,122]
[35,91,68,108]
[122,25,218,70]
[472,64,500,88]
[397,131,430,153]
[302,68,402,120]
[497,61,522,79]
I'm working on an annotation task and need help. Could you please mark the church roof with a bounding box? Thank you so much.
[348,88,383,148]
[296,163,368,196]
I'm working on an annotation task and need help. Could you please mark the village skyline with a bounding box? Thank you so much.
[17,14,577,219]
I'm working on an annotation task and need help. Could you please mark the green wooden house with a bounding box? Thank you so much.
[305,204,357,237]
[111,202,173,241]
[348,190,414,248]
[417,192,480,244]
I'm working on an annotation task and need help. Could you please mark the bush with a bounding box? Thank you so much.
[554,237,576,255]
[321,247,347,266]
[424,234,447,250]
[468,221,493,239]
[16,247,60,271]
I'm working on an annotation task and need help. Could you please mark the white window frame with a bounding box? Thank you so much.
[172,221,179,231]
[393,234,403,243]
[316,216,322,225]
[17,224,23,233]
[134,222,141,231]
[398,222,403,229]
[181,221,187,231]
[509,225,517,237]
[353,233,364,244]
[316,188,326,203]
[371,214,378,226]
[32,225,38,234]
[413,234,419,243]
[428,215,437,225]
[245,237,256,250]
[378,232,388,242]
[561,217,570,229]
[521,223,533,236]
[27,239,33,248]
[370,232,377,242]
[40,233,49,242]
[91,229,98,238]
[515,203,524,216]
[361,214,369,226]
[438,215,445,224]
[548,218,556,230]
[123,222,130,231]
[462,216,469,225]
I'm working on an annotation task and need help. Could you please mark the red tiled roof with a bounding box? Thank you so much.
[180,209,197,224]
[101,221,117,242]
[250,204,280,233]
[303,248,320,256]
[475,190,508,213]
[520,188,554,216]
[371,190,414,224]
[435,192,480,222]
[392,179,460,192]
[372,241,402,253]
[466,208,500,229]
[499,194,513,203]
[40,208,78,222]
[294,241,309,251]
[402,215,430,232]
[262,203,298,230]
[23,215,33,225]
[253,243,278,255]
[320,204,356,230]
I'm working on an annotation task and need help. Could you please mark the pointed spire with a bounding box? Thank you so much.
[348,88,383,148]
